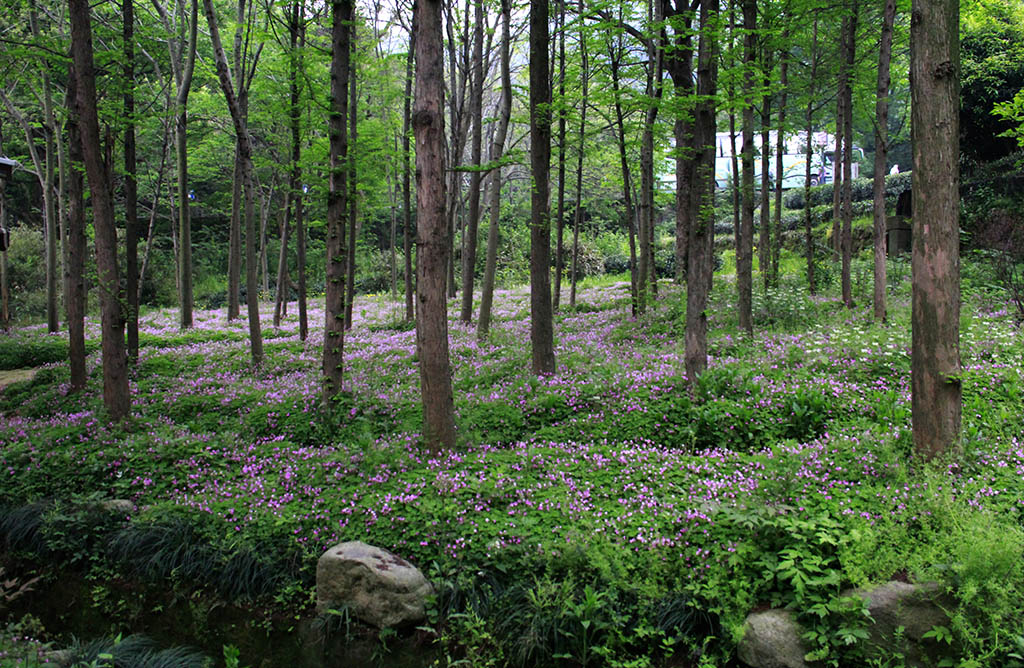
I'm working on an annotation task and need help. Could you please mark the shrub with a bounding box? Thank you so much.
[783,171,912,210]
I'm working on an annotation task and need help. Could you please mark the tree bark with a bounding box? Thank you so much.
[477,0,511,341]
[529,0,556,375]
[124,0,139,361]
[289,0,308,340]
[569,0,589,308]
[609,36,639,316]
[738,0,756,335]
[69,0,130,420]
[323,0,351,401]
[759,85,772,291]
[203,0,263,366]
[840,7,858,308]
[910,0,960,458]
[415,0,457,449]
[804,19,819,295]
[873,0,896,322]
[63,68,87,390]
[345,21,359,331]
[686,0,718,385]
[553,2,567,312]
[459,0,485,323]
[403,30,416,322]
[176,0,199,329]
[772,25,790,287]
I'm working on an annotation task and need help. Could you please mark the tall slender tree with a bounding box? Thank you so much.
[69,0,130,420]
[910,0,960,458]
[124,0,140,361]
[415,0,458,448]
[738,0,756,335]
[839,5,858,308]
[530,0,556,375]
[324,0,352,401]
[459,0,485,323]
[873,0,896,322]
[569,0,590,308]
[402,30,416,322]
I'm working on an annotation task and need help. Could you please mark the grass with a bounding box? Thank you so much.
[0,260,1022,667]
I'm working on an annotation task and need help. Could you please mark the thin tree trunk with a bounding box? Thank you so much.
[415,0,457,449]
[69,0,130,419]
[873,0,895,322]
[609,38,639,316]
[478,0,512,341]
[274,190,291,327]
[289,0,307,340]
[124,0,139,361]
[323,0,351,400]
[831,88,844,258]
[228,145,243,319]
[804,18,819,294]
[759,93,771,291]
[345,21,358,331]
[570,0,589,308]
[910,0,960,458]
[0,120,9,330]
[402,31,415,322]
[459,0,485,323]
[203,0,263,366]
[63,69,87,390]
[176,0,199,329]
[840,7,858,308]
[139,128,170,302]
[738,0,756,335]
[529,0,556,375]
[553,2,567,311]
[772,26,790,287]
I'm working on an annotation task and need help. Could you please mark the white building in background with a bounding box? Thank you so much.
[710,130,863,191]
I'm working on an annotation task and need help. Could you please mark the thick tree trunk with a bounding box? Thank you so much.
[910,0,960,458]
[204,0,263,366]
[459,0,485,323]
[738,0,756,335]
[477,0,511,342]
[415,0,457,449]
[529,0,556,375]
[873,0,895,322]
[69,0,130,420]
[323,0,351,400]
[686,0,717,385]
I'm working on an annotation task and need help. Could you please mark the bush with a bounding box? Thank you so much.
[783,171,912,210]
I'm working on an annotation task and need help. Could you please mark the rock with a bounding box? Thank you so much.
[316,541,433,628]
[100,499,133,516]
[855,580,952,667]
[41,649,73,666]
[738,608,814,668]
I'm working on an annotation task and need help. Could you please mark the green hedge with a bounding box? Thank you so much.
[783,171,912,210]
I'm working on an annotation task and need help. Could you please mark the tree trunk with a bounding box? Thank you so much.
[477,0,512,341]
[323,0,351,400]
[910,0,960,458]
[203,0,263,366]
[176,0,199,330]
[63,69,87,390]
[840,7,858,308]
[124,0,139,361]
[553,3,566,312]
[609,37,639,316]
[772,27,790,287]
[873,0,896,322]
[69,0,130,420]
[228,147,243,319]
[345,22,358,331]
[831,90,844,258]
[570,0,589,308]
[402,31,415,322]
[459,0,485,323]
[686,0,718,385]
[289,0,308,340]
[274,190,291,327]
[529,0,556,375]
[414,0,457,449]
[738,0,756,335]
[0,120,9,330]
[759,93,771,291]
[804,18,819,294]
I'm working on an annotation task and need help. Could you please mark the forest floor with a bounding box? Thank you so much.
[1,259,1023,667]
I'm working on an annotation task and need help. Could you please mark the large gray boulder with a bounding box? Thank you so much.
[316,541,433,628]
[738,609,814,668]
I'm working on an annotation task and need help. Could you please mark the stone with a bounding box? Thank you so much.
[855,580,952,667]
[316,541,433,628]
[738,608,814,668]
[100,499,133,516]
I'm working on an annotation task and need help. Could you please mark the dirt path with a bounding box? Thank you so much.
[0,368,39,392]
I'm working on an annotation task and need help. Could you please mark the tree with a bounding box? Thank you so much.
[477,0,512,341]
[402,29,416,323]
[839,3,858,308]
[324,0,352,402]
[69,0,130,420]
[738,0,756,335]
[459,0,485,323]
[203,0,264,367]
[569,0,590,308]
[124,0,140,361]
[415,0,457,449]
[910,0,961,458]
[529,0,556,375]
[873,0,896,322]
